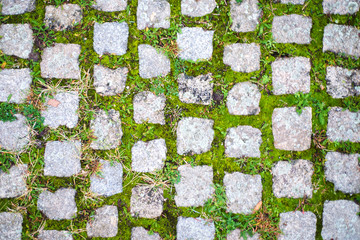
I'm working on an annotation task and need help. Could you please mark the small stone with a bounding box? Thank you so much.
[230,0,262,32]
[44,4,82,31]
[227,229,260,240]
[0,164,27,199]
[280,0,305,4]
[138,44,170,78]
[0,114,30,151]
[37,188,77,220]
[226,82,261,115]
[327,107,360,142]
[279,211,317,240]
[92,0,127,12]
[133,91,166,125]
[272,15,312,44]
[0,212,23,240]
[177,27,214,61]
[326,66,360,98]
[131,139,167,172]
[176,117,214,155]
[131,185,164,218]
[323,0,359,15]
[0,24,33,59]
[181,0,216,17]
[174,165,214,207]
[177,217,215,240]
[38,230,73,240]
[40,43,81,79]
[0,0,35,15]
[272,107,312,151]
[131,227,161,240]
[0,68,32,104]
[225,126,262,158]
[223,43,261,73]
[86,205,118,238]
[137,0,170,30]
[93,65,128,96]
[178,73,213,105]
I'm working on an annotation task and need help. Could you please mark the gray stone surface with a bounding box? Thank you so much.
[227,229,260,240]
[272,15,312,44]
[44,4,82,31]
[131,185,164,218]
[225,126,262,158]
[0,0,35,15]
[131,139,167,172]
[0,114,30,151]
[0,24,33,59]
[176,117,214,155]
[92,0,127,12]
[0,68,32,104]
[40,43,81,79]
[326,66,360,98]
[177,27,214,61]
[322,200,360,240]
[138,44,170,78]
[325,152,360,194]
[38,230,73,240]
[93,22,129,56]
[0,212,23,240]
[272,57,311,95]
[280,0,305,4]
[93,65,128,96]
[279,211,317,240]
[133,91,166,125]
[137,0,170,30]
[226,82,261,115]
[177,217,215,240]
[174,165,214,207]
[230,0,261,33]
[323,0,360,14]
[327,107,360,142]
[37,188,77,220]
[131,227,161,240]
[223,172,262,214]
[0,164,27,199]
[223,43,261,73]
[178,73,213,105]
[86,205,118,238]
[323,24,360,58]
[272,107,312,151]
[181,0,216,17]
[90,109,123,150]
[42,91,79,129]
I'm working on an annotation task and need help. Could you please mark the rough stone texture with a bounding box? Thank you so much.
[177,217,215,240]
[38,230,73,240]
[223,43,261,73]
[0,164,27,199]
[225,126,262,158]
[177,27,214,61]
[131,227,161,240]
[0,114,30,151]
[42,91,79,129]
[323,0,360,15]
[90,159,123,196]
[280,0,305,4]
[325,152,360,194]
[181,0,216,17]
[0,212,23,240]
[93,65,128,96]
[37,188,77,220]
[92,0,127,12]
[138,44,170,78]
[278,211,317,240]
[174,165,214,207]
[86,205,118,238]
[272,160,314,198]
[137,0,170,30]
[0,0,35,15]
[133,91,166,125]
[40,43,81,79]
[131,139,167,172]
[131,185,164,218]
[226,82,261,115]
[272,57,311,95]
[227,229,260,240]
[178,73,213,105]
[230,0,262,33]
[90,109,123,150]
[323,24,360,58]
[0,24,33,59]
[44,4,82,31]
[223,172,262,214]
[322,200,360,240]
[176,117,214,155]
[272,107,312,151]
[272,15,312,44]
[0,68,32,104]
[326,66,360,98]
[93,22,129,56]
[327,107,360,142]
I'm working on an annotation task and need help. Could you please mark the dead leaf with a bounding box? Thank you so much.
[1,62,6,69]
[47,99,60,107]
[253,201,262,213]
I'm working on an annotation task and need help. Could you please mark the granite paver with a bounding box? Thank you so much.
[137,0,170,30]
[0,114,30,151]
[177,217,215,240]
[0,68,32,104]
[131,139,167,172]
[230,0,262,32]
[138,44,171,78]
[327,107,360,142]
[131,185,164,218]
[133,91,166,125]
[279,211,317,240]
[326,66,360,98]
[93,65,128,96]
[178,73,213,105]
[0,0,35,15]
[323,0,360,15]
[0,24,33,59]
[181,0,216,17]
[227,82,261,115]
[0,212,23,240]
[44,4,82,31]
[0,164,27,199]
[223,43,261,73]
[225,126,262,158]
[272,15,312,44]
[86,205,118,238]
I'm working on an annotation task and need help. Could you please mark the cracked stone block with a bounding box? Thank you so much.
[42,91,79,129]
[0,0,35,15]
[0,114,30,151]
[40,43,81,79]
[38,230,73,240]
[227,229,260,240]
[181,0,216,17]
[225,126,262,158]
[272,15,312,44]
[133,91,166,125]
[272,160,313,198]
[94,22,129,56]
[0,24,33,59]
[223,43,261,73]
[325,152,360,194]
[0,164,27,199]
[323,0,360,14]
[174,165,214,207]
[327,107,360,142]
[272,57,311,95]
[90,109,123,150]
[87,205,118,238]
[280,0,305,4]
[279,211,317,240]
[326,66,360,98]
[93,65,128,96]
[177,217,215,240]
[137,0,170,30]
[138,44,170,78]
[131,185,164,218]
[92,0,127,12]
[177,117,214,155]
[272,107,312,151]
[322,200,360,240]
[44,4,82,31]
[227,82,261,115]
[230,0,262,32]
[0,212,23,240]
[0,68,32,104]
[131,227,161,240]
[177,27,214,61]
[131,139,167,172]
[178,73,213,105]
[323,24,360,58]
[224,172,262,214]
[37,188,77,220]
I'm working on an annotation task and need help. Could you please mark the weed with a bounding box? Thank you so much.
[0,101,17,122]
[343,98,360,112]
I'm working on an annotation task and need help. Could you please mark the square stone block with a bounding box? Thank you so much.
[133,91,166,125]
[226,82,261,115]
[0,212,23,240]
[137,0,170,29]
[138,44,170,79]
[131,139,167,172]
[92,0,127,12]
[94,22,129,56]
[0,114,30,151]
[326,66,360,99]
[131,185,164,218]
[223,43,261,73]
[38,230,73,240]
[279,211,317,240]
[44,4,82,31]
[225,126,262,158]
[0,24,33,59]
[86,205,118,238]
[327,107,360,142]
[178,73,213,105]
[323,0,359,15]
[230,0,262,33]
[1,0,35,15]
[177,217,215,240]
[181,0,216,17]
[0,164,27,198]
[93,65,128,96]
[0,68,32,103]
[131,227,161,240]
